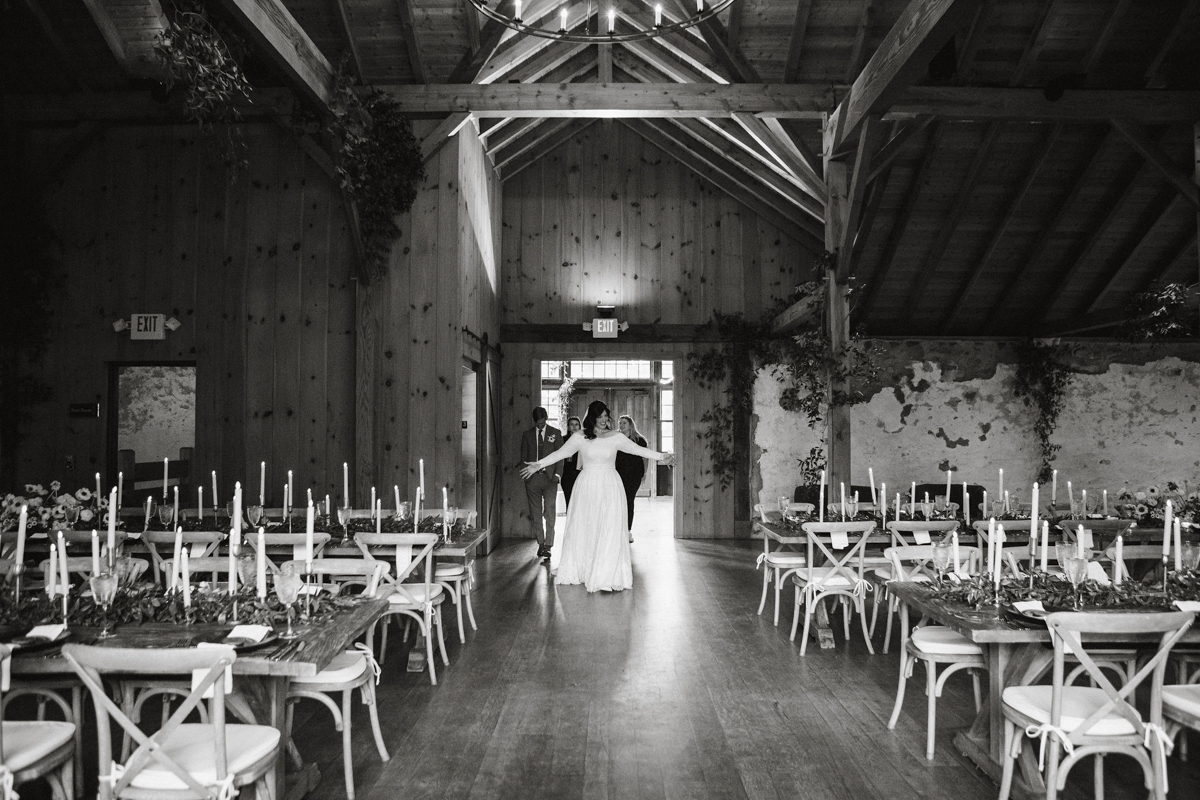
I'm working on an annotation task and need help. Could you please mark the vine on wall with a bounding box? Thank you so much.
[687,254,876,488]
[1012,339,1073,484]
[1124,282,1200,340]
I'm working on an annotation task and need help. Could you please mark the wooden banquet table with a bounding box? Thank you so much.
[9,596,389,800]
[886,581,1200,800]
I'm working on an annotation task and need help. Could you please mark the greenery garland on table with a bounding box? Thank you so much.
[925,569,1200,612]
[322,70,425,279]
[154,0,254,175]
[687,253,876,487]
[1012,339,1072,485]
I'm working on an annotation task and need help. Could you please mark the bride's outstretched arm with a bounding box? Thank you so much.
[614,436,672,463]
[519,435,583,479]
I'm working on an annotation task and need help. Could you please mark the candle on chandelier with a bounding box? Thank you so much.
[654,4,662,26]
[514,0,522,20]
[945,470,952,503]
[560,8,567,30]
[419,459,426,500]
[608,8,615,32]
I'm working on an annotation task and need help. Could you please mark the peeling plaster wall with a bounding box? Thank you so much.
[755,340,1200,509]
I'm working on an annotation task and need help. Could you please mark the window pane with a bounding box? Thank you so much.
[660,361,673,381]
[540,389,561,426]
[660,389,673,420]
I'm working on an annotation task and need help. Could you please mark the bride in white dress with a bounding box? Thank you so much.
[520,400,673,592]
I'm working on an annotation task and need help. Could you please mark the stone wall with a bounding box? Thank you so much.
[754,340,1200,511]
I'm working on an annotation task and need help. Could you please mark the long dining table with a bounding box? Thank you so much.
[886,581,1200,800]
[10,595,389,800]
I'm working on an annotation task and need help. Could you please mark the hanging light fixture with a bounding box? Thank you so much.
[466,0,736,44]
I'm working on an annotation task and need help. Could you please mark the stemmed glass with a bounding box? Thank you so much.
[932,540,952,584]
[89,572,119,637]
[1063,555,1089,609]
[64,504,81,529]
[157,504,174,529]
[274,565,303,639]
[245,505,264,528]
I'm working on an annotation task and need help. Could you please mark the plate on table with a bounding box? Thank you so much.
[223,631,279,652]
[5,628,71,653]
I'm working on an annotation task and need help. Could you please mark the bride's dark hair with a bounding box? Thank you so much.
[582,400,610,440]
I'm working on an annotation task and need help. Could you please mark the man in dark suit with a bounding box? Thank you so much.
[521,406,563,561]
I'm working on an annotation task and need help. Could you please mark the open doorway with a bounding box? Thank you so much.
[539,359,675,539]
[109,363,196,503]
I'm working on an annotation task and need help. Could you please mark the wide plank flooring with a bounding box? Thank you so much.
[294,499,1200,800]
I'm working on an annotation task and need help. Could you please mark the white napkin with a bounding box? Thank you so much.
[913,530,931,545]
[1012,600,1045,614]
[226,624,271,643]
[830,531,849,550]
[1174,601,1200,612]
[26,624,66,641]
[193,642,235,699]
[1085,561,1111,585]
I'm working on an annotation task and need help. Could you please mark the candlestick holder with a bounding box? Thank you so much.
[11,563,23,603]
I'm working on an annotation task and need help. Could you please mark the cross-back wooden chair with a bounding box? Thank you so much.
[0,644,75,800]
[884,545,985,759]
[281,558,389,799]
[434,510,480,644]
[998,611,1194,800]
[874,521,961,644]
[355,532,449,685]
[245,533,331,574]
[38,557,148,591]
[63,643,280,800]
[140,531,224,586]
[790,521,877,655]
[753,502,811,627]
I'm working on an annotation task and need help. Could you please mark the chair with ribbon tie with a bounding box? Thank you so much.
[884,544,985,760]
[63,643,280,800]
[789,521,877,655]
[0,643,75,800]
[998,610,1194,800]
[355,532,449,685]
[874,521,961,651]
[753,503,811,627]
[282,558,390,799]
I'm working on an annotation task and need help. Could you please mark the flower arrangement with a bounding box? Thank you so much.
[1,482,112,532]
[927,569,1200,611]
[1113,481,1199,524]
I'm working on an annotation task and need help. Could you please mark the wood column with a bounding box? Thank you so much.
[1195,122,1199,316]
[823,158,851,490]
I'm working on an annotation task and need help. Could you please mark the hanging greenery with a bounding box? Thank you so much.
[1123,282,1199,340]
[1012,340,1073,484]
[154,0,253,174]
[323,70,426,279]
[687,254,877,487]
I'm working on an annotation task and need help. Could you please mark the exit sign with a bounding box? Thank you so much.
[592,318,618,339]
[130,314,165,340]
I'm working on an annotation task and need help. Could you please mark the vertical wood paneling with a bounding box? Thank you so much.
[435,149,461,500]
[20,124,355,507]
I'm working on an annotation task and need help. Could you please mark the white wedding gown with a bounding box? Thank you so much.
[548,433,661,592]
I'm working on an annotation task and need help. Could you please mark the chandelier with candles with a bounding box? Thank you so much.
[466,0,737,43]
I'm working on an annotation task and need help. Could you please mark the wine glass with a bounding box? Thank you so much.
[157,504,174,529]
[274,565,303,639]
[89,572,119,637]
[1063,555,1089,609]
[64,504,81,529]
[931,540,952,583]
[246,505,264,528]
[1180,541,1200,571]
[237,553,257,589]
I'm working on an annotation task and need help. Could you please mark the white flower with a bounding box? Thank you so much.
[79,508,95,523]
[49,480,61,493]
[27,497,43,509]
[1147,485,1161,496]
[1136,504,1149,516]
[54,494,71,507]
[1135,491,1147,501]
[75,488,92,502]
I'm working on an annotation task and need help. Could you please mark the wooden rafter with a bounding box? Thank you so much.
[693,11,760,83]
[890,87,1200,122]
[837,114,886,280]
[447,0,556,83]
[1081,0,1131,74]
[865,114,933,183]
[487,117,543,155]
[937,123,1062,332]
[783,0,814,83]
[1080,190,1181,315]
[1133,230,1198,294]
[216,0,336,109]
[494,117,577,170]
[1110,118,1200,210]
[632,119,821,246]
[422,112,473,161]
[731,112,826,203]
[502,119,597,180]
[331,0,366,82]
[828,0,983,151]
[953,1,989,81]
[393,0,427,84]
[639,27,728,83]
[764,119,823,187]
[598,43,613,83]
[460,0,482,52]
[1144,0,1197,87]
[844,0,876,86]
[853,122,943,317]
[695,118,823,220]
[727,0,742,44]
[618,39,700,82]
[1009,0,1055,85]
[979,130,1113,331]
[900,122,1000,312]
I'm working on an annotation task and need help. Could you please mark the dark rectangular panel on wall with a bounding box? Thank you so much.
[21,124,356,506]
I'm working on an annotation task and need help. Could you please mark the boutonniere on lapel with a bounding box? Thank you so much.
[546,434,557,443]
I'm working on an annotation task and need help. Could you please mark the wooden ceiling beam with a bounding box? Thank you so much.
[1081,191,1182,315]
[619,40,700,83]
[953,2,988,81]
[865,114,933,183]
[632,119,821,247]
[1133,230,1198,294]
[852,122,943,316]
[837,114,887,281]
[828,0,983,152]
[422,112,473,161]
[215,0,336,110]
[331,0,366,82]
[494,117,575,170]
[486,116,543,154]
[1144,0,1197,87]
[460,0,481,52]
[393,0,427,84]
[938,123,1061,332]
[979,130,1112,332]
[783,0,814,83]
[889,87,1200,122]
[844,0,877,86]
[448,0,555,83]
[731,112,826,203]
[1081,0,1131,74]
[763,118,824,189]
[502,119,597,181]
[900,122,1000,311]
[693,11,760,83]
[1009,0,1055,85]
[598,43,613,83]
[1110,118,1200,210]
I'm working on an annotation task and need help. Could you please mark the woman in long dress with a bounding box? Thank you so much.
[614,414,648,536]
[520,400,672,592]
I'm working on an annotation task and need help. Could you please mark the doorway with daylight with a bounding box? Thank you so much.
[539,359,675,539]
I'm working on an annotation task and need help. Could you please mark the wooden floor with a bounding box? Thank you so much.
[286,496,1200,800]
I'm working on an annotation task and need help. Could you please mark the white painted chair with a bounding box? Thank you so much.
[789,521,876,656]
[753,503,810,626]
[874,521,960,651]
[0,644,75,800]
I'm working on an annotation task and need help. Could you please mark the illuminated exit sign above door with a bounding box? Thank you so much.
[592,318,619,339]
[130,314,166,340]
